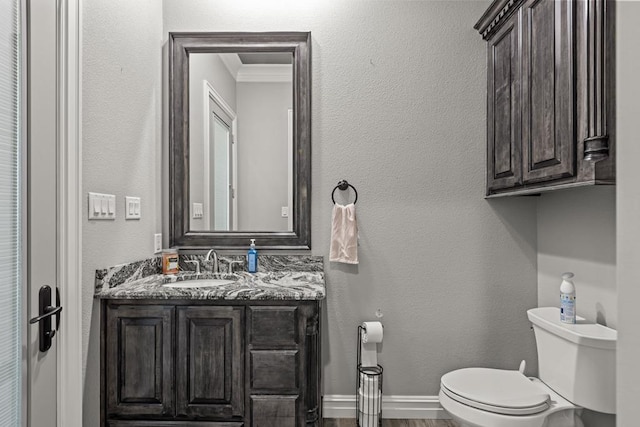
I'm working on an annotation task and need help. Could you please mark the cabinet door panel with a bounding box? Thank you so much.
[177,306,244,418]
[250,350,299,390]
[522,0,575,183]
[106,305,175,418]
[250,395,298,427]
[487,9,522,192]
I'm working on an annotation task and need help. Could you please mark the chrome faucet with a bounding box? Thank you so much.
[184,259,201,275]
[226,260,244,274]
[205,249,219,273]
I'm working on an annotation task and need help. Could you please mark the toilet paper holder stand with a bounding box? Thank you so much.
[356,325,383,427]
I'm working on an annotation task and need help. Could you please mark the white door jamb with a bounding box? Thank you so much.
[56,0,83,425]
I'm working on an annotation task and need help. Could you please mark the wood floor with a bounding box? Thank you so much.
[323,419,459,427]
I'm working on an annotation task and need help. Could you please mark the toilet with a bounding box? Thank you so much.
[438,307,617,427]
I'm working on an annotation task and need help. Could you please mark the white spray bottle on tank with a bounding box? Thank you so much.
[560,272,576,324]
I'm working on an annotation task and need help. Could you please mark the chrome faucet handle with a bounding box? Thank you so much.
[205,249,219,273]
[184,259,201,275]
[227,260,244,274]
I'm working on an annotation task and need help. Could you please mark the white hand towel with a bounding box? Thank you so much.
[330,203,358,264]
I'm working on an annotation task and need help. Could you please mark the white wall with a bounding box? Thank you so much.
[82,0,546,422]
[616,0,640,424]
[81,1,163,426]
[236,81,291,231]
[537,187,616,328]
[78,0,640,423]
[164,0,538,400]
[537,186,617,427]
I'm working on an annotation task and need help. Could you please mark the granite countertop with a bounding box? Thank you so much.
[94,255,325,301]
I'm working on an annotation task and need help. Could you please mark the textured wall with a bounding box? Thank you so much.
[537,186,617,427]
[236,81,292,231]
[81,1,163,425]
[81,0,544,423]
[163,0,538,398]
[537,186,617,328]
[616,0,640,423]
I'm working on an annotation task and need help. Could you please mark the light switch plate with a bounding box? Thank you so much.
[154,233,162,253]
[281,206,289,218]
[88,192,116,220]
[125,196,141,220]
[193,203,203,219]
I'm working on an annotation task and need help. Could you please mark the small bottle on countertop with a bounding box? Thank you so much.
[560,272,576,324]
[247,239,258,273]
[162,248,179,275]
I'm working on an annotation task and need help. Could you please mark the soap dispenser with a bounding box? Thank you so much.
[560,272,576,324]
[247,239,258,273]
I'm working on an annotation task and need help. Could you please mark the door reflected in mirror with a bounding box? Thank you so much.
[189,52,293,232]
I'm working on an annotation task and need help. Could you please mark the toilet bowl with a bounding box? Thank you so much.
[439,369,580,427]
[438,307,616,427]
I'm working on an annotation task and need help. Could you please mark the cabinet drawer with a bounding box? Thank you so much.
[250,350,299,390]
[108,421,243,426]
[250,395,299,427]
[249,306,298,346]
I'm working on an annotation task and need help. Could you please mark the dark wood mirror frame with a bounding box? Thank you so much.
[169,32,311,249]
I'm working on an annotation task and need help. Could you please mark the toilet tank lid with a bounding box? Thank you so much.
[527,307,616,350]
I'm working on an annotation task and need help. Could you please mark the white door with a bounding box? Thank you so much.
[26,0,59,425]
[210,108,233,231]
[0,0,24,425]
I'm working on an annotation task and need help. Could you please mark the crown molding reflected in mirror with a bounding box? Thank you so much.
[169,32,311,249]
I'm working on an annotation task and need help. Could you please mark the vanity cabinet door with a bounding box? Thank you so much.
[521,0,575,184]
[105,304,175,418]
[486,7,523,193]
[176,306,245,419]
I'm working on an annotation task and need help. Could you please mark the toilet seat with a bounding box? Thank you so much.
[440,368,551,416]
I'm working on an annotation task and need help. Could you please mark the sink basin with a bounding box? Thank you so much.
[163,278,236,288]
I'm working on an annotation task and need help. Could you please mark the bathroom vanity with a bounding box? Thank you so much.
[95,256,325,427]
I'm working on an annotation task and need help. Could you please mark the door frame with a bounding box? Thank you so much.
[57,0,83,425]
[22,0,82,424]
[203,80,237,231]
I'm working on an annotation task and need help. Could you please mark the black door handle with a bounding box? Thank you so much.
[29,286,63,352]
[29,305,63,324]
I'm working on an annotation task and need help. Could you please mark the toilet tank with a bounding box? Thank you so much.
[527,307,616,414]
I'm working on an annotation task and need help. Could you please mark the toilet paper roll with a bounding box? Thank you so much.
[361,321,383,343]
[360,321,383,367]
[359,411,380,427]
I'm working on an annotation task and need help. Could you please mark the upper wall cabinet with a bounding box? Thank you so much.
[476,0,615,197]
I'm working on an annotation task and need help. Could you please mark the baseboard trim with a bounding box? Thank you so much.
[322,395,450,420]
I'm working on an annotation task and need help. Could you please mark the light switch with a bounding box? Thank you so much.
[154,233,162,253]
[281,206,289,218]
[88,192,116,220]
[193,203,203,219]
[125,196,141,220]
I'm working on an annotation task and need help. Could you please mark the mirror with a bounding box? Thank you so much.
[189,52,293,232]
[169,32,311,249]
